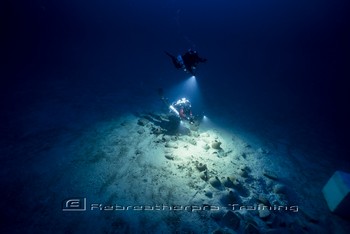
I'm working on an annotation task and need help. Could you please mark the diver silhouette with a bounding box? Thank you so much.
[165,49,207,76]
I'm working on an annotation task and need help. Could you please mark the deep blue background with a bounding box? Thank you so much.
[1,0,350,159]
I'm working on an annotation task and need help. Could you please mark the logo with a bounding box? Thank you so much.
[62,198,86,211]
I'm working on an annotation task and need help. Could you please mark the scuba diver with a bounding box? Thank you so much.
[158,88,195,124]
[165,49,207,76]
[170,98,194,124]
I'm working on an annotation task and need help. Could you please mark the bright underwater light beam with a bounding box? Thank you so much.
[183,76,197,92]
[202,115,209,122]
[168,75,200,101]
[200,114,214,130]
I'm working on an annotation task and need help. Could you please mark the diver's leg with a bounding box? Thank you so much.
[165,51,179,64]
[165,51,182,69]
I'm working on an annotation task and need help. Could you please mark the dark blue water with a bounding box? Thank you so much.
[1,0,350,233]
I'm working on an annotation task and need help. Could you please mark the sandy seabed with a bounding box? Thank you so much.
[2,105,350,233]
[34,111,348,233]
